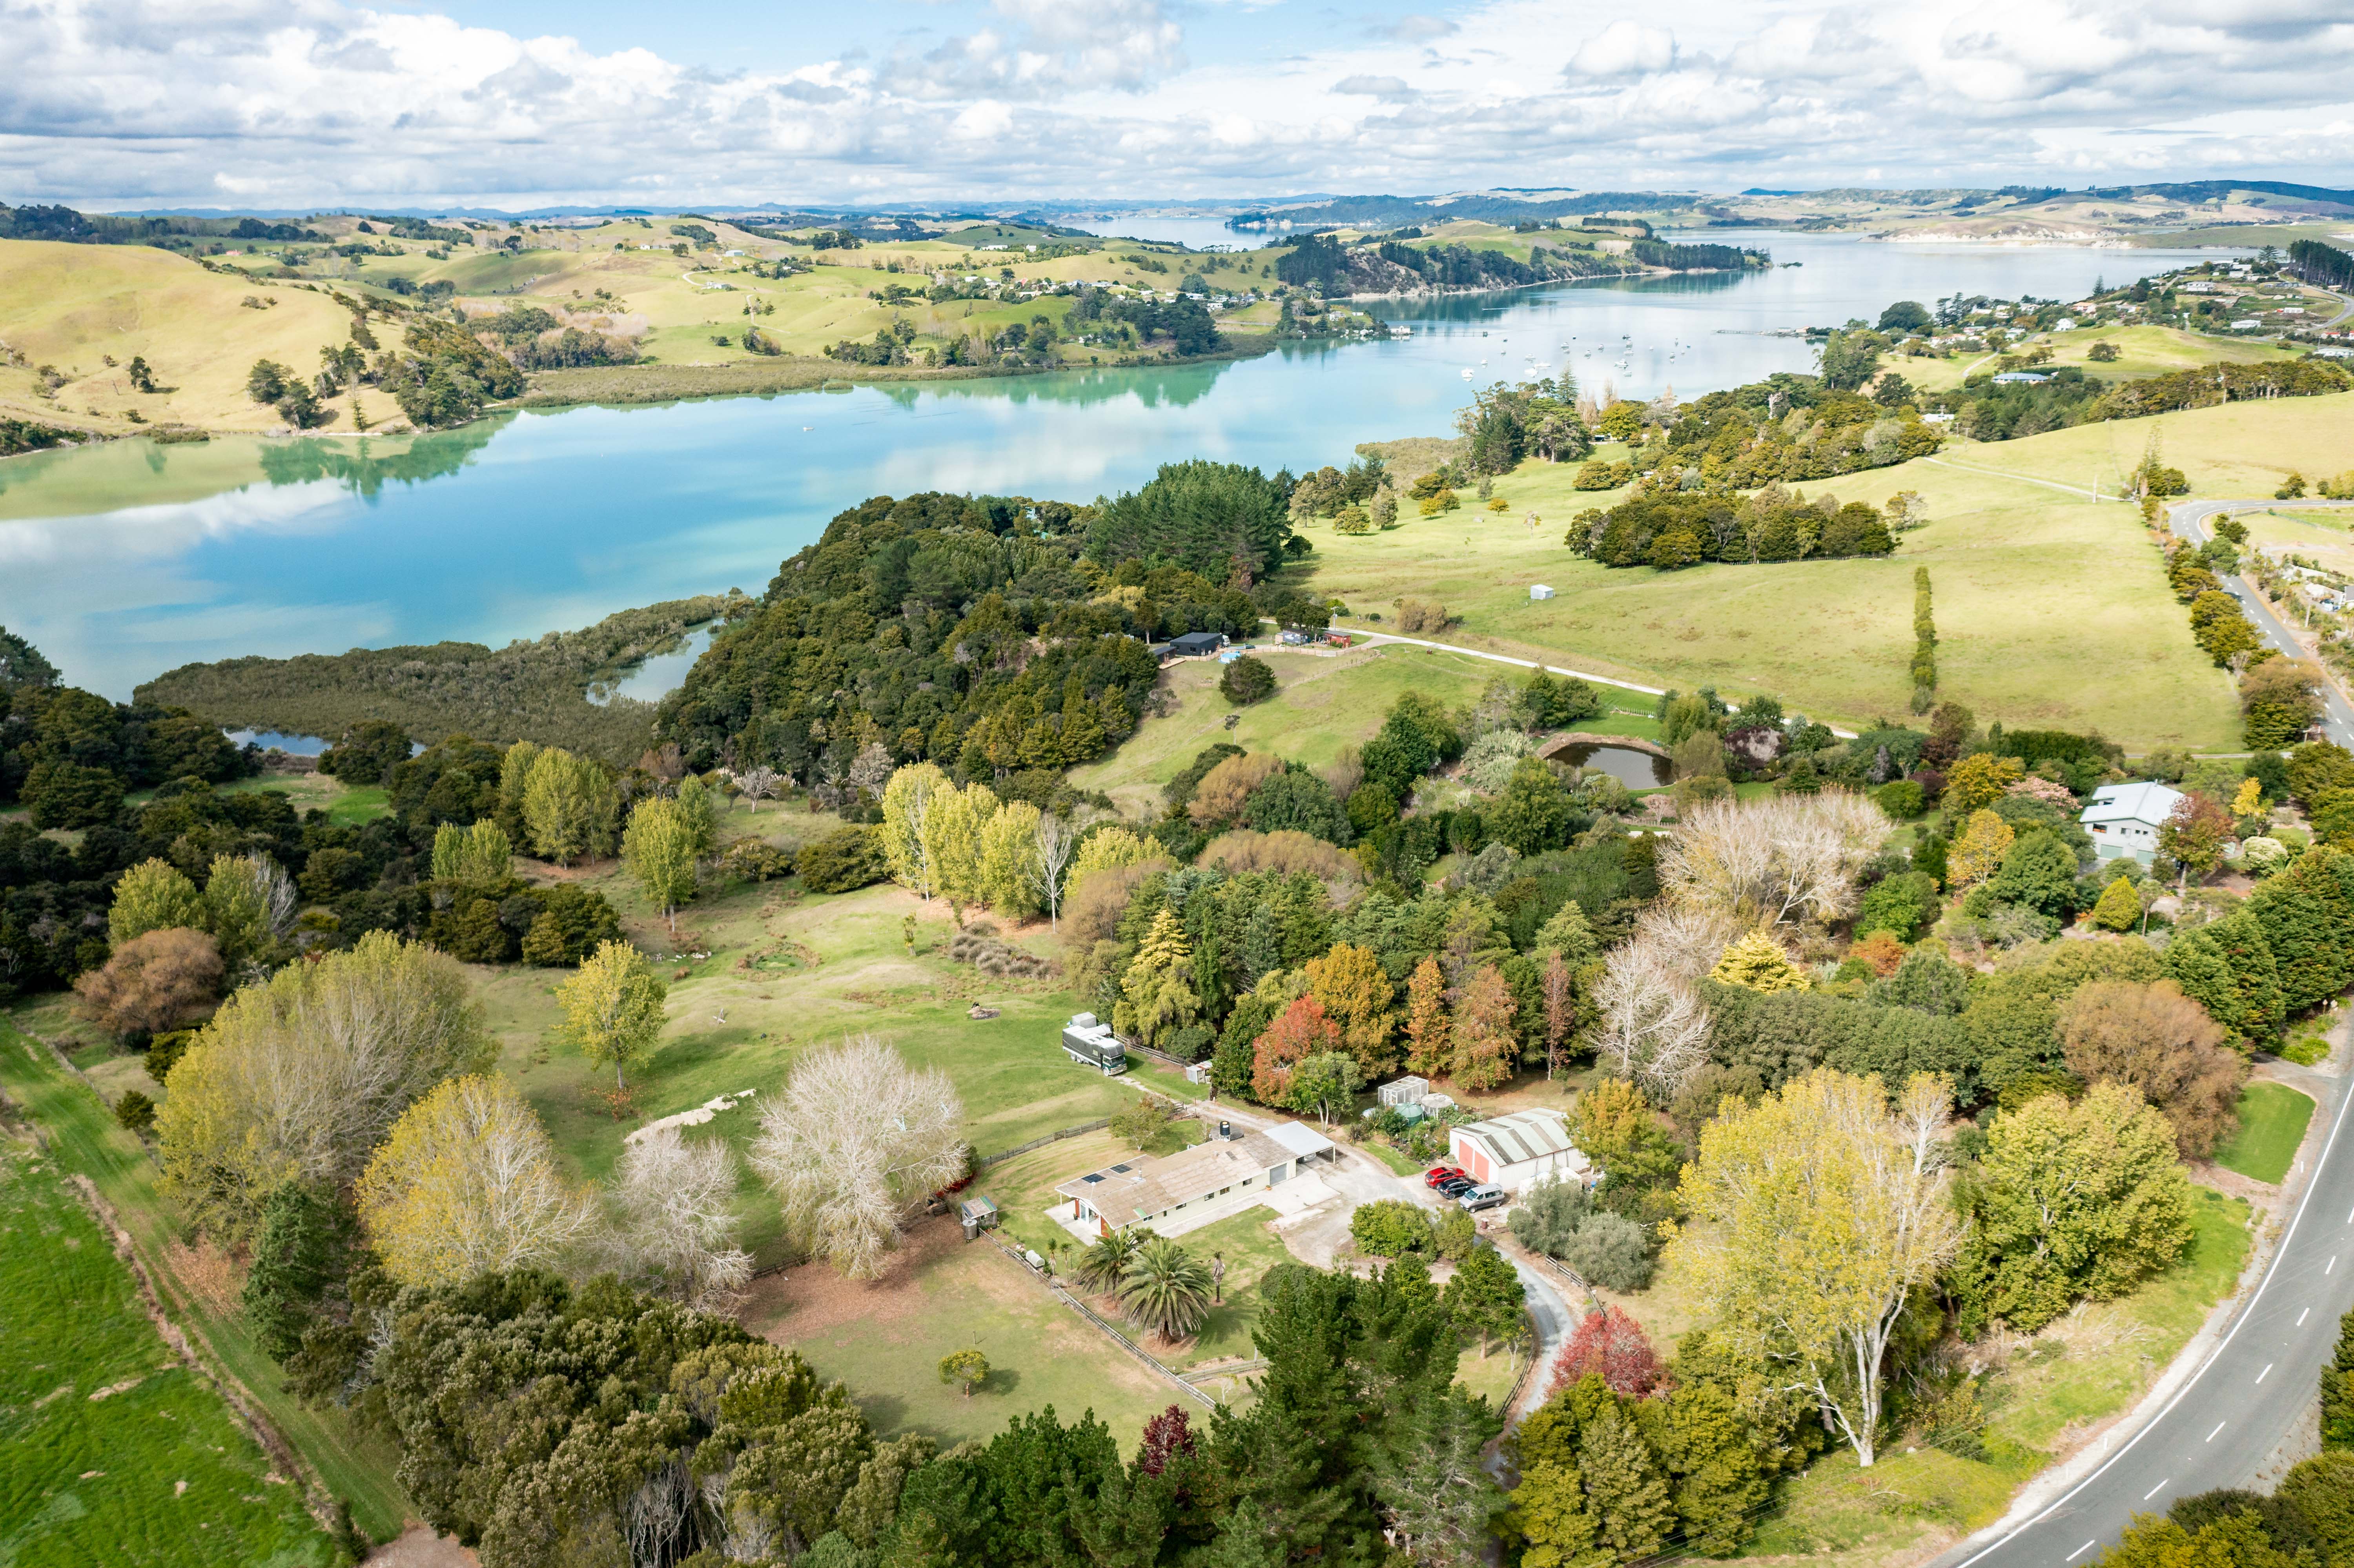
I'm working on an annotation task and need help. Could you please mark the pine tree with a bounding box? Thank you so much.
[1577,1406,1677,1562]
[241,1181,344,1360]
[1708,929,1811,993]
[1404,957,1452,1078]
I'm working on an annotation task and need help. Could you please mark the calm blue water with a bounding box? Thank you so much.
[0,231,2239,699]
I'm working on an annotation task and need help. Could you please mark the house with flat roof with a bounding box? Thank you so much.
[1449,1107,1590,1194]
[1056,1122,1336,1235]
[2080,780,2184,865]
[1162,631,1226,661]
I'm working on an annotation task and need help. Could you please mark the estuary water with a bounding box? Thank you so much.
[0,231,2237,699]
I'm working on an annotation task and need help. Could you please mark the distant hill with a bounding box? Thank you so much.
[1227,191,1704,231]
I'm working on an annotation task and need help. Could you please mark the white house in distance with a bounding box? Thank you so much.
[1448,1107,1590,1194]
[2080,780,2184,866]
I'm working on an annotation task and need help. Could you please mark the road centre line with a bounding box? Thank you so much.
[2258,1364,2272,1383]
[2066,1543,2096,1563]
[2144,1481,2169,1501]
[2301,1308,2313,1326]
[2207,1423,2226,1442]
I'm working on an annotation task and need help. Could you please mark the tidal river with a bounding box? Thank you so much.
[0,230,2235,699]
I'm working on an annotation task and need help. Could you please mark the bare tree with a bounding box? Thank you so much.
[1660,792,1889,927]
[1033,812,1078,932]
[748,1035,966,1280]
[847,741,895,806]
[736,765,781,814]
[1593,940,1713,1099]
[607,1125,754,1312]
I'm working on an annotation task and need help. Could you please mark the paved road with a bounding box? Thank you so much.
[1937,1059,2354,1568]
[2168,498,2354,747]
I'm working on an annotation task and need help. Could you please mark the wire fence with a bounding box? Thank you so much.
[978,1118,1111,1168]
[979,1232,1217,1408]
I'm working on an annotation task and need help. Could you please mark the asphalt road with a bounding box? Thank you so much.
[1938,1060,2354,1568]
[2169,497,2354,747]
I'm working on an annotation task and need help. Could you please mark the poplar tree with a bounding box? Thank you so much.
[109,857,204,945]
[623,797,698,934]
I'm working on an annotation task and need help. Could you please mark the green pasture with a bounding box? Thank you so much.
[2213,1082,2315,1184]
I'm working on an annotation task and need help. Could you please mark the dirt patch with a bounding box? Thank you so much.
[365,1525,480,1567]
[740,1213,963,1340]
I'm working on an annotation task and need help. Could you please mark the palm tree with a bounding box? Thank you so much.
[1121,1238,1215,1342]
[1076,1227,1143,1295]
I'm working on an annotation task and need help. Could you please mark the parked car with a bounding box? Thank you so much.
[1458,1184,1508,1213]
[1436,1176,1478,1199]
[1424,1166,1466,1189]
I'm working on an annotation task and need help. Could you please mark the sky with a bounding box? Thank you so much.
[4,0,2352,210]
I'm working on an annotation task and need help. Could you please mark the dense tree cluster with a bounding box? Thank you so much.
[1568,486,1898,569]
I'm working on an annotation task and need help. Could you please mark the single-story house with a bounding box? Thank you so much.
[1449,1107,1590,1195]
[1060,1014,1128,1075]
[1057,1122,1334,1234]
[1162,631,1226,660]
[2081,780,2184,865]
[1991,371,2050,384]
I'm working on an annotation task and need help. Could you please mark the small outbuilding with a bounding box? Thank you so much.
[1529,584,1556,601]
[958,1195,1000,1240]
[1448,1107,1590,1195]
[1163,631,1226,661]
[1378,1075,1430,1109]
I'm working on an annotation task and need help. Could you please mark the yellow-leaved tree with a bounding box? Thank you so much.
[521,746,616,866]
[976,799,1045,918]
[1708,930,1811,993]
[1117,908,1199,1049]
[556,939,668,1090]
[1668,1069,1961,1468]
[1305,942,1399,1079]
[879,762,949,897]
[1070,826,1153,883]
[920,781,999,920]
[1942,754,2024,818]
[156,932,493,1235]
[431,819,513,887]
[1946,809,2016,889]
[356,1074,599,1288]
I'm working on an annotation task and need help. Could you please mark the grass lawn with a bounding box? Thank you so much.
[0,1133,334,1568]
[2213,1082,2315,1184]
[1066,644,1505,812]
[737,1214,1178,1451]
[0,1018,415,1544]
[215,774,390,826]
[1297,392,2354,747]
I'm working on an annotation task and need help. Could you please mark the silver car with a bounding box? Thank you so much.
[1458,1184,1508,1213]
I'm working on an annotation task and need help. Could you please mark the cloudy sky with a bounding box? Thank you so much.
[6,0,2352,210]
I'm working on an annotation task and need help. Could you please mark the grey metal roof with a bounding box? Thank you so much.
[1458,1109,1574,1166]
[1264,1120,1335,1158]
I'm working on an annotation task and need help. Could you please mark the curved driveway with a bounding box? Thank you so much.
[1936,1058,2354,1568]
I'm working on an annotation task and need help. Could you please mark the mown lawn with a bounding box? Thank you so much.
[0,1128,333,1567]
[2213,1082,2315,1185]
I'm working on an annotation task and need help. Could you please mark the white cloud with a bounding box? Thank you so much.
[0,0,2350,206]
[1568,21,1677,78]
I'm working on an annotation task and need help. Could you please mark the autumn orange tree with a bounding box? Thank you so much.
[1452,964,1518,1090]
[1403,958,1451,1077]
[1252,993,1341,1104]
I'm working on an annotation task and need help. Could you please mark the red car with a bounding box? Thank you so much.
[1425,1166,1466,1189]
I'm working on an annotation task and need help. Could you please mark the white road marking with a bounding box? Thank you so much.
[2259,1364,2273,1383]
[2332,1257,2339,1275]
[2146,1480,2170,1501]
[2067,1543,2097,1563]
[2301,1308,2314,1326]
[2208,1422,2227,1442]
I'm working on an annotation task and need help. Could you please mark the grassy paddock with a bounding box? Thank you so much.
[2213,1082,2315,1185]
[1295,395,2354,746]
[0,1132,334,1567]
[1066,645,1505,811]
